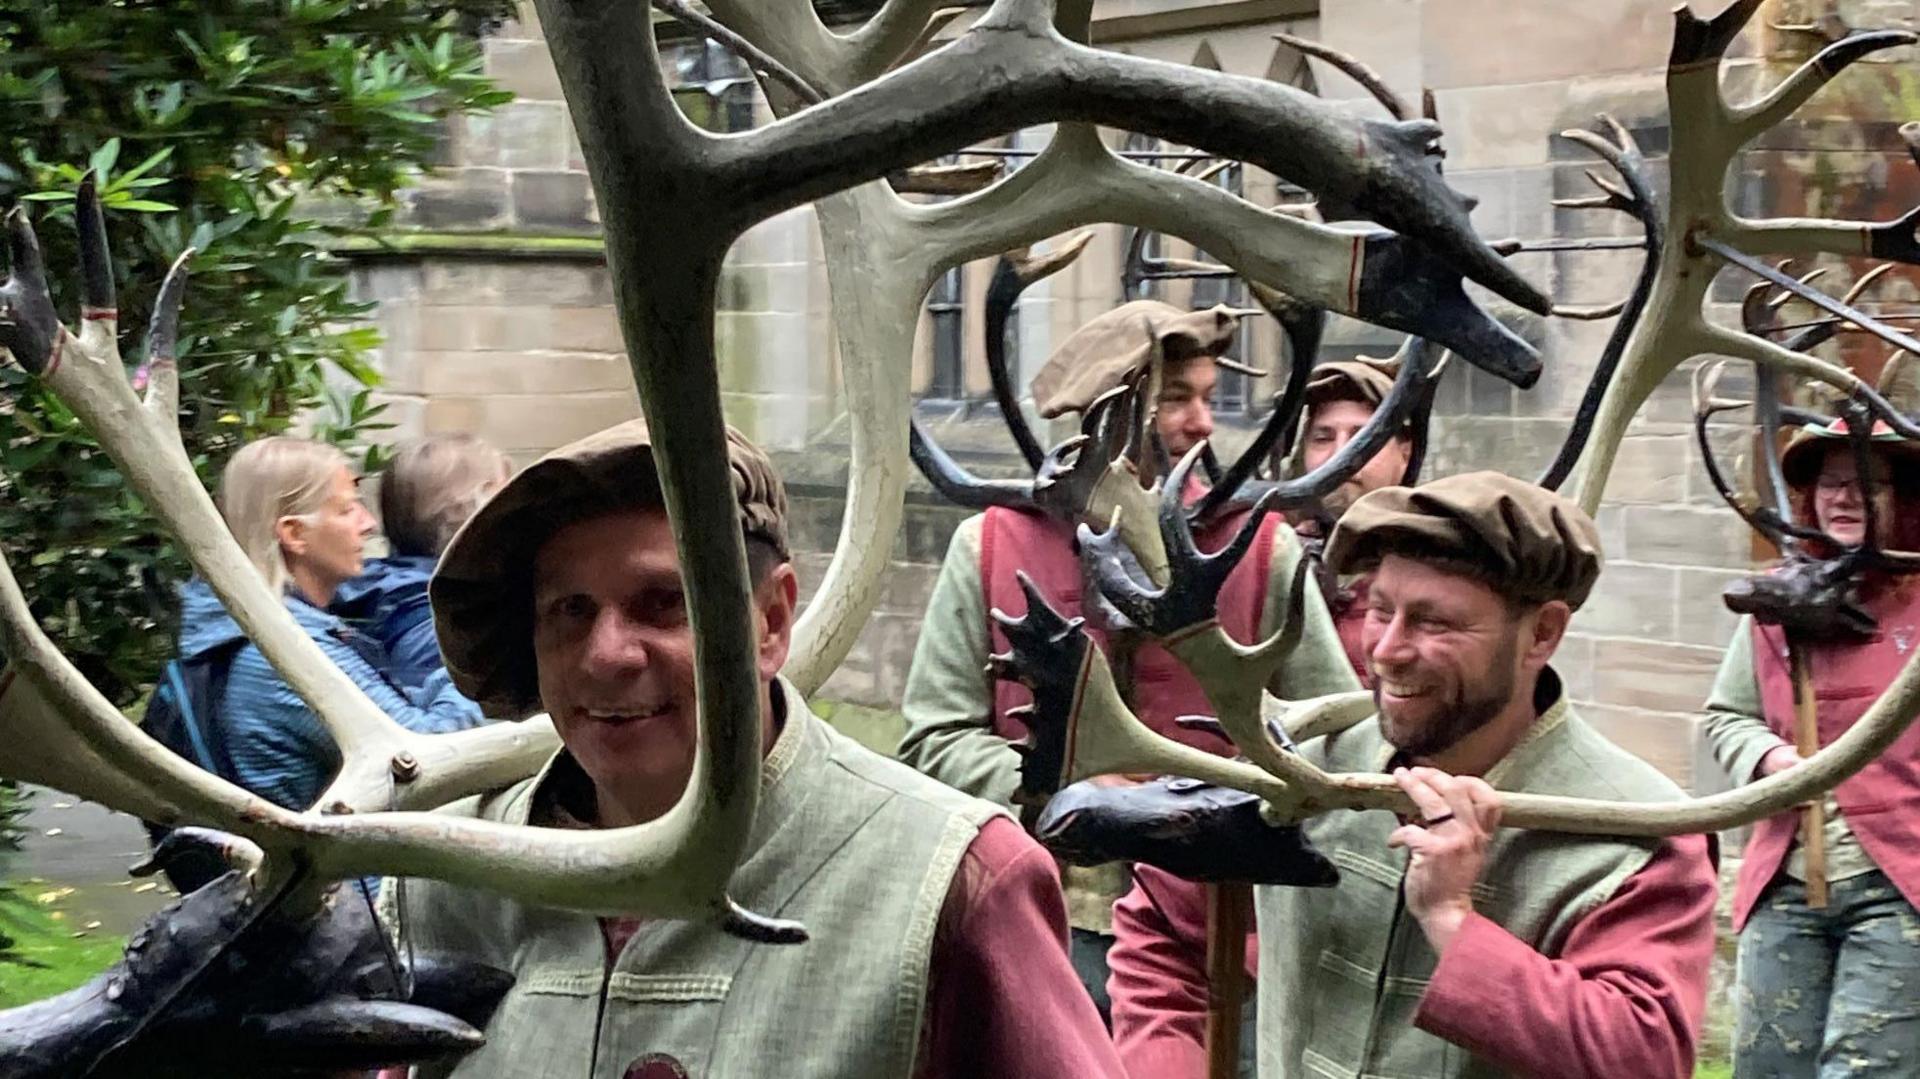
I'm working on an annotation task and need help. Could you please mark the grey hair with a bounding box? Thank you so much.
[379,434,514,558]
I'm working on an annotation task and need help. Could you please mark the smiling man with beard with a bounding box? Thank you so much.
[1165,472,1717,1079]
[381,419,1122,1079]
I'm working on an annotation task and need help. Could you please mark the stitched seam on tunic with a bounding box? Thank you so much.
[1303,1047,1358,1078]
[1316,949,1377,985]
[891,813,980,1074]
[1304,1047,1421,1079]
[607,973,732,1003]
[524,969,615,997]
[1333,849,1402,888]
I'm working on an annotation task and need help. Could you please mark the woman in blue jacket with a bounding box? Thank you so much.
[177,436,485,811]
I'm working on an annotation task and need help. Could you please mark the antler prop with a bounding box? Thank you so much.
[1562,0,1920,511]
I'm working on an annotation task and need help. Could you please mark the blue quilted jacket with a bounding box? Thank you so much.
[331,554,443,692]
[175,578,486,811]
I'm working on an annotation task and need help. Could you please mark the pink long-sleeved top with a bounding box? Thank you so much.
[1108,832,1717,1079]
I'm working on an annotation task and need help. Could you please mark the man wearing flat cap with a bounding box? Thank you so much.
[1107,356,1416,1075]
[1126,472,1719,1078]
[899,301,1359,1018]
[384,419,1124,1078]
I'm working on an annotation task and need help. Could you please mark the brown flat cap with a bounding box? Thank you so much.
[1779,416,1920,488]
[1325,471,1604,609]
[1305,358,1399,409]
[1030,300,1248,418]
[430,418,788,718]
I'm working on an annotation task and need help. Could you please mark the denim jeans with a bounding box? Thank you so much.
[1733,869,1920,1078]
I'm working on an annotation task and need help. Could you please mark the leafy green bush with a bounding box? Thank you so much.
[0,781,26,965]
[0,0,516,702]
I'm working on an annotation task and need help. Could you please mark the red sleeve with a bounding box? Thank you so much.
[1107,865,1259,1079]
[915,816,1125,1079]
[1413,834,1717,1079]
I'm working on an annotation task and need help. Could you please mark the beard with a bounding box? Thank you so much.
[1374,630,1519,759]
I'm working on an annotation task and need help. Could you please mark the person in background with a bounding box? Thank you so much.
[334,434,514,692]
[1108,356,1414,1075]
[1703,416,1920,1078]
[898,300,1358,1023]
[175,436,486,811]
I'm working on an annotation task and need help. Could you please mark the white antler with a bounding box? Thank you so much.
[1564,0,1920,512]
[693,0,1546,690]
[0,0,1542,927]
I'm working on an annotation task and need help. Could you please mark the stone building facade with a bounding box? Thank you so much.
[346,0,1920,794]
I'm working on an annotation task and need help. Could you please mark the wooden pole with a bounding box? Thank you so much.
[1788,641,1829,910]
[1204,881,1250,1079]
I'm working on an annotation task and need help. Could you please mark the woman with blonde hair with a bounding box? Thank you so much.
[172,435,484,811]
[333,433,513,690]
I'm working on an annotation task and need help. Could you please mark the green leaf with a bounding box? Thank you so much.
[115,146,175,186]
[87,138,122,183]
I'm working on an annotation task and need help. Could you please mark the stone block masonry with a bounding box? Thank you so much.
[343,0,1920,808]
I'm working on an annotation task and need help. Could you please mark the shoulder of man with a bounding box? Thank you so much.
[810,708,1007,827]
[1552,705,1690,803]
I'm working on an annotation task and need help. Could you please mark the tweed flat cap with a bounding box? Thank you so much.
[1305,358,1399,408]
[1324,471,1604,609]
[1779,416,1920,488]
[430,418,788,718]
[1029,300,1248,418]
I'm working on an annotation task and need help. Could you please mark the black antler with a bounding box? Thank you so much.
[988,572,1094,804]
[1207,336,1444,517]
[1079,444,1277,638]
[1536,116,1664,490]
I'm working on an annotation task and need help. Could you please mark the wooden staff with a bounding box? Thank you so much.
[1788,640,1829,910]
[1204,882,1250,1079]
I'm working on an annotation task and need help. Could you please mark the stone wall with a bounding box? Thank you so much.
[349,0,1920,795]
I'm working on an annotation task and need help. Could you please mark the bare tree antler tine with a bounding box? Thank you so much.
[1213,337,1442,514]
[139,248,191,422]
[1729,28,1919,143]
[73,171,118,354]
[650,0,827,106]
[984,231,1095,469]
[986,258,1046,469]
[1399,355,1444,486]
[1193,290,1318,520]
[1536,117,1663,490]
[0,209,63,375]
[908,412,1042,512]
[1271,31,1411,120]
[1692,373,1825,551]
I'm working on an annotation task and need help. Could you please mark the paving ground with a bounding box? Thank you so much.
[14,787,173,934]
